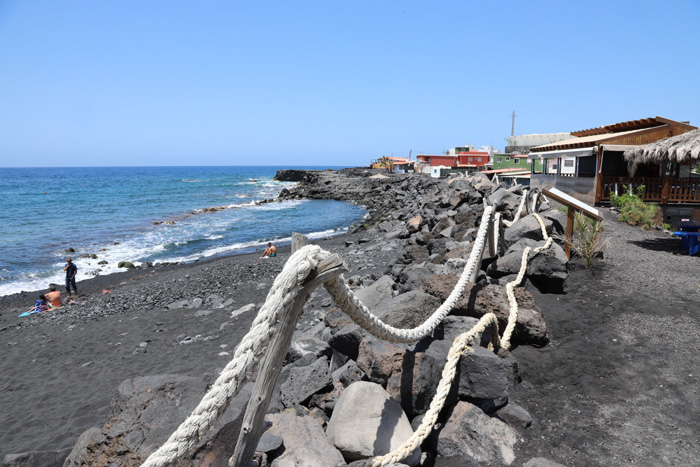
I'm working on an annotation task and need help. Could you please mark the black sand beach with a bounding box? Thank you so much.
[2,171,699,466]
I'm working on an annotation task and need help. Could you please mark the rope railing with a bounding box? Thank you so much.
[142,191,554,467]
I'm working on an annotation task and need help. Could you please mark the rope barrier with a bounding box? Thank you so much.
[142,246,332,467]
[502,188,528,228]
[323,206,493,344]
[142,190,556,467]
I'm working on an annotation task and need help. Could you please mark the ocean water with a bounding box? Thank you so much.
[0,166,366,297]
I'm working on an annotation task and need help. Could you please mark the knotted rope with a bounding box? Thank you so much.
[143,191,556,467]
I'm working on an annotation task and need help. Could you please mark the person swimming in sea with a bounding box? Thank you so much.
[260,242,277,258]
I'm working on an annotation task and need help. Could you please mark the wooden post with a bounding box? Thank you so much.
[660,171,671,204]
[595,145,604,204]
[291,232,308,254]
[565,207,575,259]
[470,207,493,283]
[230,255,346,467]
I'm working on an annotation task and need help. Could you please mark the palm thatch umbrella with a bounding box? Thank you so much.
[623,128,700,176]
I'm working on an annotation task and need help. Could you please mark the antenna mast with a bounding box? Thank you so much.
[510,110,517,136]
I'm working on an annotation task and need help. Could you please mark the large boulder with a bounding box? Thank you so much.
[354,275,396,309]
[487,240,568,294]
[2,449,71,467]
[434,401,517,465]
[526,247,568,294]
[488,189,521,212]
[356,334,411,387]
[279,356,333,408]
[398,264,436,294]
[541,209,567,235]
[62,375,253,466]
[265,413,346,466]
[503,214,553,244]
[326,382,420,465]
[328,323,364,360]
[458,345,509,401]
[425,276,549,347]
[373,290,442,330]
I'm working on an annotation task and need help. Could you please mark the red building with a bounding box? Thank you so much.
[416,154,458,167]
[456,151,489,167]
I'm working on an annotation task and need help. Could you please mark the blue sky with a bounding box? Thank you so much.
[1,1,699,167]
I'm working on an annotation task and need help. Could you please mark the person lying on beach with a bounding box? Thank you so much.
[260,242,277,258]
[45,284,62,307]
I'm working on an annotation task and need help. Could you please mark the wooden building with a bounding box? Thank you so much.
[528,116,697,205]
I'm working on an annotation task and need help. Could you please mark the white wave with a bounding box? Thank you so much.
[254,199,306,211]
[206,235,224,240]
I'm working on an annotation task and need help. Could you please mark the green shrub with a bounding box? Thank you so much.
[610,184,645,208]
[613,184,661,230]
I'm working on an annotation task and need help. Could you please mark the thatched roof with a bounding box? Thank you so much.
[623,128,700,163]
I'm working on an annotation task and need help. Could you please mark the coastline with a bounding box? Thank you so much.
[0,166,364,298]
[2,168,698,466]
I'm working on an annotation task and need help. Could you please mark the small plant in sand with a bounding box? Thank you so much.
[612,184,661,230]
[563,212,606,268]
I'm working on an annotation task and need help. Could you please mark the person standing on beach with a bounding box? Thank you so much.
[63,257,78,297]
[260,242,277,258]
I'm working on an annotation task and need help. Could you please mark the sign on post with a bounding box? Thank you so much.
[542,188,603,259]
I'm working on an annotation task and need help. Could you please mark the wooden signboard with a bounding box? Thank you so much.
[542,188,603,259]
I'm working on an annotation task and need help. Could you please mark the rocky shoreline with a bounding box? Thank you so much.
[2,168,699,466]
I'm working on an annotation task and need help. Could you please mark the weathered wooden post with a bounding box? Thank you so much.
[291,232,308,253]
[230,254,346,467]
[470,205,493,283]
[565,206,575,259]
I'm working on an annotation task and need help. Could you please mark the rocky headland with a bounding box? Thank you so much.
[2,168,699,467]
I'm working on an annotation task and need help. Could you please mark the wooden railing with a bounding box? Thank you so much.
[669,178,700,203]
[600,176,700,203]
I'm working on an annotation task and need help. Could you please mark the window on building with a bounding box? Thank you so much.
[564,160,574,168]
[514,158,519,164]
[505,157,510,161]
[496,157,502,163]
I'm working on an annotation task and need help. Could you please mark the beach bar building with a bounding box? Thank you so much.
[527,117,697,206]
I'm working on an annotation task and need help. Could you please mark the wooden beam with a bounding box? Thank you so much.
[655,116,698,131]
[230,255,347,467]
[542,187,603,221]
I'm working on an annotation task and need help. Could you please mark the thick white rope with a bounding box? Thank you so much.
[144,191,558,467]
[356,313,501,467]
[323,206,494,343]
[502,188,528,228]
[142,246,332,467]
[500,212,552,350]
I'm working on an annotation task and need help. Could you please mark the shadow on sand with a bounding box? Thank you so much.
[627,237,687,255]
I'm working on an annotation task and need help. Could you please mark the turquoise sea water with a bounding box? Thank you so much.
[0,166,366,297]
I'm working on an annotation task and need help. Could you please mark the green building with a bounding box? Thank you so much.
[492,153,543,172]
